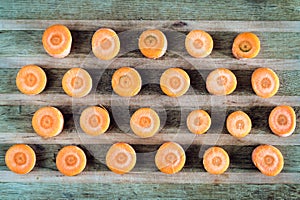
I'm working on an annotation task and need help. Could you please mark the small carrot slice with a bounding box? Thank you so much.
[226,111,252,138]
[186,110,211,134]
[138,29,167,59]
[32,106,64,138]
[62,68,92,98]
[42,24,72,58]
[106,142,136,174]
[203,147,230,175]
[206,68,237,95]
[251,67,279,98]
[130,108,160,138]
[5,144,36,174]
[252,144,284,176]
[16,65,47,95]
[80,106,110,136]
[185,30,213,58]
[56,145,86,176]
[232,32,260,59]
[269,105,296,137]
[160,68,190,97]
[111,67,142,97]
[155,142,186,174]
[92,28,120,60]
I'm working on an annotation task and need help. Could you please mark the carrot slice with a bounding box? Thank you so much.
[138,29,167,59]
[252,144,284,176]
[111,67,142,97]
[16,65,47,95]
[56,145,86,176]
[206,68,237,95]
[269,105,296,137]
[42,24,72,58]
[80,106,110,136]
[62,68,92,98]
[155,142,186,174]
[251,67,279,98]
[5,144,36,174]
[203,147,230,175]
[160,68,190,97]
[130,108,160,138]
[92,28,120,60]
[106,142,136,174]
[186,110,211,134]
[232,32,260,59]
[226,111,252,138]
[32,106,64,138]
[185,30,213,58]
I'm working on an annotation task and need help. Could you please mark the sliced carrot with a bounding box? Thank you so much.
[206,68,237,95]
[62,68,92,98]
[130,108,160,138]
[252,144,284,176]
[42,24,72,58]
[269,105,296,137]
[155,142,186,174]
[232,32,260,59]
[16,65,47,95]
[138,29,167,59]
[5,144,36,174]
[32,106,64,138]
[111,67,142,97]
[106,142,136,174]
[226,111,252,138]
[160,68,190,97]
[203,147,229,175]
[251,67,279,98]
[186,109,211,134]
[185,30,213,58]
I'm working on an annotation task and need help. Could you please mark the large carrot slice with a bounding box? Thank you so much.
[186,109,211,134]
[203,147,229,175]
[232,32,260,59]
[226,111,252,138]
[5,144,36,174]
[185,30,213,58]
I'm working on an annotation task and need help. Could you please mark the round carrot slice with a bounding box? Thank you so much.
[269,105,296,137]
[80,106,110,136]
[42,24,72,58]
[62,68,92,98]
[232,32,260,59]
[32,106,64,138]
[130,108,160,138]
[5,144,36,174]
[138,29,167,59]
[226,111,252,138]
[111,67,142,97]
[186,110,211,134]
[155,142,186,174]
[203,147,230,175]
[92,28,120,60]
[251,67,279,98]
[16,65,47,95]
[185,30,213,58]
[106,142,136,174]
[160,68,190,97]
[252,144,284,176]
[56,145,86,176]
[206,68,237,95]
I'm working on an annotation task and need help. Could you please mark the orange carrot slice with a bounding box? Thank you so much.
[185,30,213,58]
[16,65,47,95]
[226,111,252,138]
[5,144,36,174]
[155,142,186,174]
[203,146,230,175]
[186,110,211,134]
[111,67,142,97]
[232,32,260,59]
[106,142,136,174]
[252,144,284,176]
[32,106,64,138]
[42,24,72,58]
[138,29,167,59]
